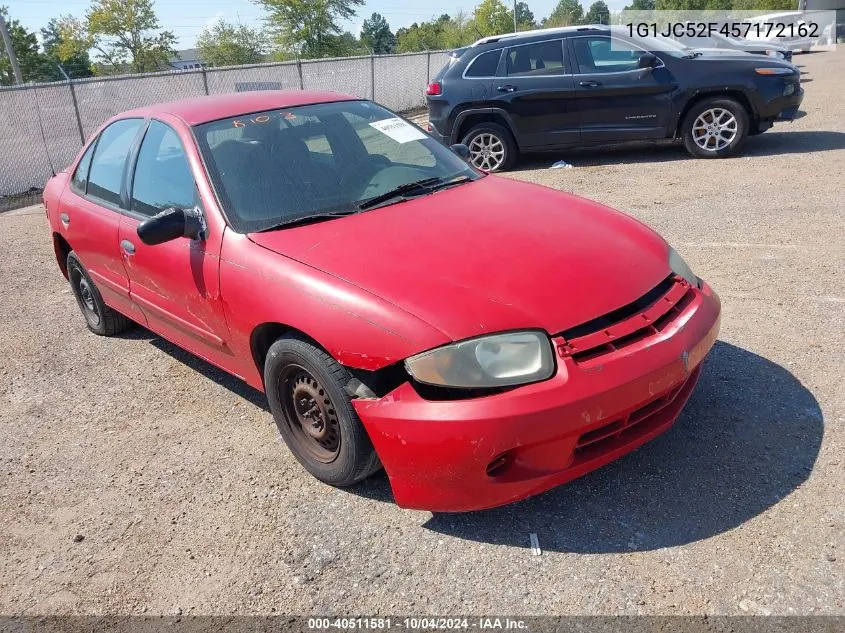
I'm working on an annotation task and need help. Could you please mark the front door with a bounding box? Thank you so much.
[494,39,579,149]
[118,119,234,373]
[568,35,676,143]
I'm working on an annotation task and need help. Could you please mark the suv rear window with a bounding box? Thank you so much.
[464,50,501,77]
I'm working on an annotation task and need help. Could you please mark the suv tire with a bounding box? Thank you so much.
[682,97,750,159]
[461,122,517,172]
[264,335,381,487]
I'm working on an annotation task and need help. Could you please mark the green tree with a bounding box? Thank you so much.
[514,2,537,29]
[395,15,452,52]
[257,0,364,59]
[622,0,655,10]
[60,0,176,74]
[361,12,396,54]
[197,20,266,66]
[470,0,513,37]
[41,17,93,78]
[582,0,611,23]
[545,0,585,26]
[0,6,54,84]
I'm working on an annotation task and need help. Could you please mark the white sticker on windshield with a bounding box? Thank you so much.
[369,117,427,144]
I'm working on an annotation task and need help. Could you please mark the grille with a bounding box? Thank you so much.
[558,275,695,364]
[573,365,701,460]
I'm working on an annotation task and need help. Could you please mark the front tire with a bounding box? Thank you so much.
[462,122,517,172]
[682,97,749,159]
[264,335,381,487]
[67,251,130,336]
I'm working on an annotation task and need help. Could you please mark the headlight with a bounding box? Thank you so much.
[668,246,698,286]
[404,330,555,388]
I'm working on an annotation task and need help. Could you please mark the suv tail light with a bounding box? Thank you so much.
[426,82,442,96]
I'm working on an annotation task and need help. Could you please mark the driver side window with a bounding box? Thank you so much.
[574,36,647,73]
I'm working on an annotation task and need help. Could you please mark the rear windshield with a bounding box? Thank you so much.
[433,48,468,81]
[194,100,476,233]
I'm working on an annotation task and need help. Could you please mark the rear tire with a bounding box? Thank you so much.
[264,335,381,487]
[67,251,131,336]
[461,122,517,172]
[682,97,749,159]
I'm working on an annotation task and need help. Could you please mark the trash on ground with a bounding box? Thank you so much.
[529,533,541,556]
[551,160,573,169]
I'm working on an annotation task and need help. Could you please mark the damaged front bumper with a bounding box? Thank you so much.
[354,283,721,512]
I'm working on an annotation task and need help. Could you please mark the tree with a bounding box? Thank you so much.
[514,2,537,29]
[0,7,54,84]
[360,12,396,54]
[583,0,611,24]
[256,0,364,59]
[470,0,513,37]
[622,0,655,10]
[60,0,176,74]
[197,20,266,66]
[41,17,93,78]
[395,15,453,52]
[545,0,585,26]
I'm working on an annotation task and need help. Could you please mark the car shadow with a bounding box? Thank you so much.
[420,341,823,553]
[513,130,844,168]
[117,326,270,412]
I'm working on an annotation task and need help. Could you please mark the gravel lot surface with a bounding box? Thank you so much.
[1,49,843,618]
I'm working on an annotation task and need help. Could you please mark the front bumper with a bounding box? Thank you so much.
[355,283,721,512]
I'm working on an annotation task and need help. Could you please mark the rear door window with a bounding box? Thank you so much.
[87,118,143,206]
[506,41,565,76]
[71,142,96,193]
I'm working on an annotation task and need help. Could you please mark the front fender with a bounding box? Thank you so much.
[219,232,449,390]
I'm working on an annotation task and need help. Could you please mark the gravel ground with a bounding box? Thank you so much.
[1,49,843,618]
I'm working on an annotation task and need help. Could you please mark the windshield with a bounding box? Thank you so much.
[194,100,478,233]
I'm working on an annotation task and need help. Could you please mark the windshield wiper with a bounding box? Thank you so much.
[358,175,474,211]
[255,210,358,232]
[357,177,442,210]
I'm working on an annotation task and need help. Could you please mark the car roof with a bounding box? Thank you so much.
[470,24,608,47]
[119,90,359,126]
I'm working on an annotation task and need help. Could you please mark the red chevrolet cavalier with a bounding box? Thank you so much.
[43,91,720,511]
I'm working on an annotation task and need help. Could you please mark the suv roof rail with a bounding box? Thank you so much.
[471,24,607,46]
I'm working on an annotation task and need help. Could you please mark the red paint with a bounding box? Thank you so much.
[44,91,721,511]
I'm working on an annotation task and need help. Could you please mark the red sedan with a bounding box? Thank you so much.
[43,91,720,512]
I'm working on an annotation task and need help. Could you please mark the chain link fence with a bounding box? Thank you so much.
[0,50,449,212]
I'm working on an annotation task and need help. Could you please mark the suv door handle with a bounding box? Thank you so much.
[120,239,136,256]
[496,84,517,93]
[579,80,602,87]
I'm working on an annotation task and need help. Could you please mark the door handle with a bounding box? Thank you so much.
[579,80,602,87]
[60,212,70,226]
[496,84,517,93]
[120,239,136,256]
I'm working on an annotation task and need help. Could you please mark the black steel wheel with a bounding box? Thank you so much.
[264,335,381,486]
[66,251,131,336]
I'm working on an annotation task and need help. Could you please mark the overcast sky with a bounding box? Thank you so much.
[7,0,629,51]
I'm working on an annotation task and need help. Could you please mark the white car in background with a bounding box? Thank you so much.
[741,11,834,51]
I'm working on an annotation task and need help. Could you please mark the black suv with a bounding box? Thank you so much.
[425,25,803,171]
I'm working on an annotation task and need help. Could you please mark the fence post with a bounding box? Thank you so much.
[370,51,376,101]
[426,51,431,85]
[201,66,209,95]
[58,65,85,146]
[296,57,304,90]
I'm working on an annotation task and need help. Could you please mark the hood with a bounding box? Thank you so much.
[248,177,671,341]
[686,50,795,69]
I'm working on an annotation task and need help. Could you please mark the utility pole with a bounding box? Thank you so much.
[0,13,23,84]
[513,0,518,32]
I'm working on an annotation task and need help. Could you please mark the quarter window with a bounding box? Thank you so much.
[87,118,143,206]
[574,36,648,73]
[71,141,96,193]
[465,50,502,77]
[131,121,195,217]
[506,41,564,76]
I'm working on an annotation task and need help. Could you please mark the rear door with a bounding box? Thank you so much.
[58,118,145,322]
[569,35,676,143]
[493,39,579,148]
[118,118,232,371]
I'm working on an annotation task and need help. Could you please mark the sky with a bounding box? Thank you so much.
[5,0,629,51]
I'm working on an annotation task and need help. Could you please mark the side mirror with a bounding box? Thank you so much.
[137,207,205,246]
[450,143,470,160]
[638,53,659,69]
